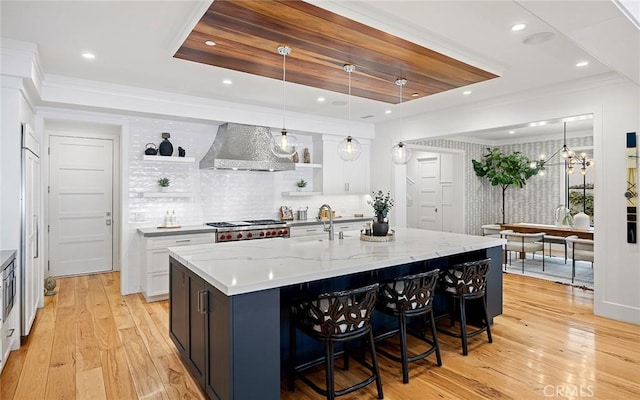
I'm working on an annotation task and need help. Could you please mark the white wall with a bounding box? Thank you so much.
[373,77,640,324]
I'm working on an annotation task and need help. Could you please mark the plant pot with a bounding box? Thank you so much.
[159,186,169,193]
[372,220,389,236]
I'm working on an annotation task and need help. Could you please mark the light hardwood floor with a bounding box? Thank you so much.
[1,272,638,400]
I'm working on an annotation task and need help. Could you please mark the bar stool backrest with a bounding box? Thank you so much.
[439,259,491,298]
[379,269,440,313]
[292,283,379,338]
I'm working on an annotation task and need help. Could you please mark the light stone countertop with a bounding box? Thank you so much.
[1,249,16,270]
[137,225,217,237]
[168,227,505,296]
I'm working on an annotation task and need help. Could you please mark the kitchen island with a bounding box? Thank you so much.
[168,228,504,400]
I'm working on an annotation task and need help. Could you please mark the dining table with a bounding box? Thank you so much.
[500,223,594,240]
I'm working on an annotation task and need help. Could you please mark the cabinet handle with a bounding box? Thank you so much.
[34,215,39,259]
[175,239,191,243]
[198,290,208,314]
[306,229,317,232]
[6,328,15,338]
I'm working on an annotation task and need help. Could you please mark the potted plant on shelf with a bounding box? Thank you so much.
[369,190,394,236]
[295,178,307,192]
[472,147,538,224]
[158,177,170,192]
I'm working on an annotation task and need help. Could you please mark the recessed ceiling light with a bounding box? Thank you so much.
[411,93,419,97]
[222,79,232,85]
[509,130,515,135]
[204,40,216,46]
[317,97,325,102]
[82,52,95,60]
[463,90,472,95]
[385,110,392,114]
[511,23,526,32]
[576,61,589,68]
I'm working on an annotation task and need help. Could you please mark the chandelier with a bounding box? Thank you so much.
[530,122,593,176]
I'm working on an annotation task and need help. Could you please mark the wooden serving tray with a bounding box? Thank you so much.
[157,225,182,229]
[360,231,395,242]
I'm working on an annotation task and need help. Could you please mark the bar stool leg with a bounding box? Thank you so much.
[368,330,384,399]
[483,296,493,344]
[325,341,335,400]
[459,298,469,356]
[399,313,409,383]
[430,312,442,366]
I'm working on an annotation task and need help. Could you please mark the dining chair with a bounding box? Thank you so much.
[500,230,545,273]
[565,235,594,283]
[481,224,502,237]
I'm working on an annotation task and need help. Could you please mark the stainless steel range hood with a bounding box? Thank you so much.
[199,122,294,171]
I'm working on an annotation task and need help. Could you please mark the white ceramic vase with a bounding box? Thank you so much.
[573,212,590,230]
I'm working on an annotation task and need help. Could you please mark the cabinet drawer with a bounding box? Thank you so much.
[147,249,170,273]
[147,233,215,250]
[335,222,360,232]
[147,272,169,297]
[291,226,324,237]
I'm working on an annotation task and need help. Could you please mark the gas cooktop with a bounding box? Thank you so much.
[205,219,286,228]
[205,219,290,242]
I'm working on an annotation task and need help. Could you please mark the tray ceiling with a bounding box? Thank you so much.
[175,0,498,104]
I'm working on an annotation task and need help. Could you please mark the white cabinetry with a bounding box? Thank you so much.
[290,221,362,237]
[313,136,370,195]
[140,233,215,301]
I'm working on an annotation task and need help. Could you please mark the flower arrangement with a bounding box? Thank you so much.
[158,177,170,187]
[369,190,394,220]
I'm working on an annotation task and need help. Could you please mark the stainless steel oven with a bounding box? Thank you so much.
[3,256,16,321]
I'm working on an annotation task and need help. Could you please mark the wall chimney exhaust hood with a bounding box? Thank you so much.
[199,123,294,171]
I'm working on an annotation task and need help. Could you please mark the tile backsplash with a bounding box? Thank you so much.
[128,116,371,227]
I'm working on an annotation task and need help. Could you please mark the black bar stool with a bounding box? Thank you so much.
[375,269,442,384]
[289,283,384,400]
[438,259,493,356]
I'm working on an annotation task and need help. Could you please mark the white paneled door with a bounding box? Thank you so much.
[49,136,113,277]
[418,156,442,231]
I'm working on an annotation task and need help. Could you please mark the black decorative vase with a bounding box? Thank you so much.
[159,138,173,156]
[372,215,389,237]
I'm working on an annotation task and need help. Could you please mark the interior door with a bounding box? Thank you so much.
[418,157,442,230]
[49,135,113,276]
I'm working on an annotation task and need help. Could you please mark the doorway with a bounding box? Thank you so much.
[406,150,464,233]
[47,121,120,277]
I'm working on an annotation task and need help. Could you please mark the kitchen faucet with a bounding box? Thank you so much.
[319,204,334,240]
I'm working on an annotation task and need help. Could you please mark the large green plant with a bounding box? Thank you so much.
[472,147,538,224]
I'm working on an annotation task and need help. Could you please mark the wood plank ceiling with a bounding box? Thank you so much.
[175,0,498,104]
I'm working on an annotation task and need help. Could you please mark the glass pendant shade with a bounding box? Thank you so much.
[337,64,361,161]
[271,45,298,157]
[337,135,362,161]
[271,129,298,158]
[391,142,412,165]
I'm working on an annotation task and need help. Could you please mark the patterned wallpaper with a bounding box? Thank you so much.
[413,136,593,235]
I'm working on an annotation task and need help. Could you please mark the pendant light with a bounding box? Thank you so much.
[391,78,412,165]
[271,45,298,157]
[337,64,362,161]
